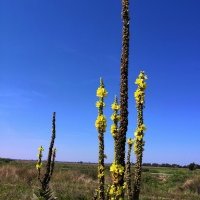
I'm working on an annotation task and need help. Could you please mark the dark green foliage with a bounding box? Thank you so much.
[189,163,197,171]
[0,158,13,163]
[33,186,57,200]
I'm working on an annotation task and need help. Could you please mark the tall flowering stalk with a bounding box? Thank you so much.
[34,112,57,200]
[116,0,130,193]
[110,96,120,160]
[132,71,147,200]
[108,96,126,200]
[36,146,44,180]
[125,138,134,200]
[95,78,108,200]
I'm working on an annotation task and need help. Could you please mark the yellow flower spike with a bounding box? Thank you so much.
[111,95,120,110]
[95,115,107,132]
[111,102,120,110]
[135,71,147,90]
[95,78,107,198]
[133,71,147,198]
[96,87,108,98]
[138,71,148,79]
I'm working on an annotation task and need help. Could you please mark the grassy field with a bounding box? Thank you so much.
[0,160,200,200]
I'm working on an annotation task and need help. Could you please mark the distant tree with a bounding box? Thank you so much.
[161,163,171,168]
[188,162,197,171]
[171,164,181,168]
[152,163,159,167]
[0,158,13,163]
[143,163,152,167]
[196,164,200,169]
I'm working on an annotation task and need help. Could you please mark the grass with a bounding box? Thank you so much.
[0,160,200,199]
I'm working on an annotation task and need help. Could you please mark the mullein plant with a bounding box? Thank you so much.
[33,112,57,200]
[108,96,126,200]
[132,71,147,200]
[94,78,108,200]
[115,0,130,195]
[110,96,120,160]
[125,138,134,200]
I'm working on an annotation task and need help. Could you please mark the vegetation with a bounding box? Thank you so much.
[1,161,200,200]
[94,78,108,200]
[125,138,134,200]
[33,112,57,200]
[188,163,197,171]
[132,72,147,199]
[0,0,198,200]
[116,0,129,188]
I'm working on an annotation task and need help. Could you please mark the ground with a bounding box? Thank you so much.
[0,160,200,200]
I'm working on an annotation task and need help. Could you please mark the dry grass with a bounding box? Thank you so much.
[1,161,200,199]
[181,176,200,194]
[0,162,98,199]
[0,165,37,185]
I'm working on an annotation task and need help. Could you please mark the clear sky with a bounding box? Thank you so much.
[0,0,200,165]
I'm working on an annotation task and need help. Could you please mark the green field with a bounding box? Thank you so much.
[0,160,200,200]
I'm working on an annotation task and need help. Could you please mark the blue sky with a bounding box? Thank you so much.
[0,0,200,165]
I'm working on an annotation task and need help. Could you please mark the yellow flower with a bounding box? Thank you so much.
[135,124,146,135]
[127,138,134,145]
[98,164,104,171]
[134,124,146,141]
[135,71,147,89]
[95,115,107,132]
[136,135,143,141]
[134,89,145,104]
[111,103,120,110]
[123,182,127,189]
[110,113,120,121]
[109,186,115,195]
[36,163,42,170]
[98,172,104,178]
[110,124,117,136]
[96,101,105,108]
[116,187,123,196]
[134,144,138,153]
[110,163,124,175]
[134,89,144,99]
[134,71,147,106]
[138,124,146,132]
[38,146,44,152]
[138,71,148,80]
[96,87,108,98]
